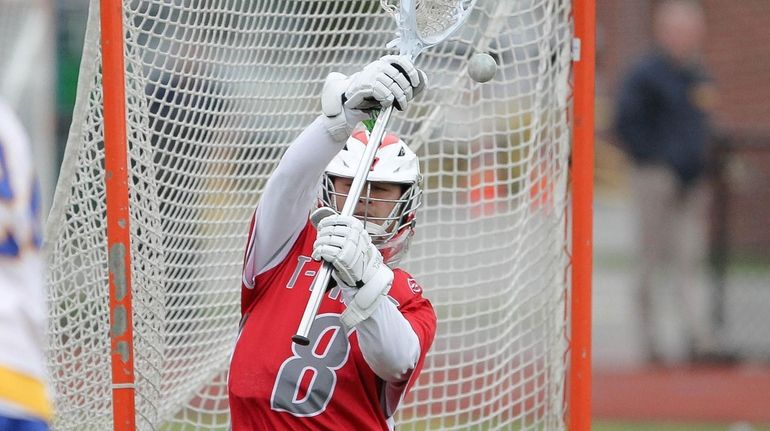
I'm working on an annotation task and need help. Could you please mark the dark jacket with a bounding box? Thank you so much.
[615,50,713,186]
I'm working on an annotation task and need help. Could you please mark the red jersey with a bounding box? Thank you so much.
[229,220,436,430]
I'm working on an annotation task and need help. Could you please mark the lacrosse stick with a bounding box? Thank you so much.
[292,0,479,345]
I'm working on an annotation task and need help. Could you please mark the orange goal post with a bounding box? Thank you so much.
[45,0,594,430]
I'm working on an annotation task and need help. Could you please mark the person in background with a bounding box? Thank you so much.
[614,0,723,364]
[0,98,52,430]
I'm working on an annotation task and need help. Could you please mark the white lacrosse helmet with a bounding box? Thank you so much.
[320,130,422,267]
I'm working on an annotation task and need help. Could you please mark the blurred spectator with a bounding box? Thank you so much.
[0,98,51,429]
[614,0,722,364]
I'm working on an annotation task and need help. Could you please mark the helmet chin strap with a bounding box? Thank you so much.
[361,196,403,242]
[363,219,388,239]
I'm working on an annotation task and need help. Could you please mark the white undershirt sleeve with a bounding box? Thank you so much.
[243,116,347,282]
[345,288,421,383]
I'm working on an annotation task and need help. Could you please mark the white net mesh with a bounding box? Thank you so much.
[46,0,574,429]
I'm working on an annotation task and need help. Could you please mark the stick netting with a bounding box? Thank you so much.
[380,0,475,44]
[46,0,574,429]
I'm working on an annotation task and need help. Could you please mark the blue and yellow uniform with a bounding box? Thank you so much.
[0,100,52,430]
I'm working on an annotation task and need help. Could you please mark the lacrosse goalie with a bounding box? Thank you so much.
[228,55,436,430]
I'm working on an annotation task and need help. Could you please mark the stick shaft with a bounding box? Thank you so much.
[293,106,394,344]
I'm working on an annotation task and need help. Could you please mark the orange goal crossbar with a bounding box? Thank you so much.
[569,0,596,430]
[100,0,137,429]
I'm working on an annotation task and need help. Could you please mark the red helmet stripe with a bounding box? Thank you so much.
[351,130,368,143]
[381,134,400,147]
[351,130,401,148]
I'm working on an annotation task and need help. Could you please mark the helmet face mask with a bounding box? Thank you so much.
[319,130,422,266]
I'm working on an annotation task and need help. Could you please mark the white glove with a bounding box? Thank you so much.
[312,212,394,327]
[344,55,423,112]
[336,276,392,328]
[320,55,426,141]
[312,213,385,287]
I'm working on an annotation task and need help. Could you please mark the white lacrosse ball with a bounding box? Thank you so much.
[468,53,497,83]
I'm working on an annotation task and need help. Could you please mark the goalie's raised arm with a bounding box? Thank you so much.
[245,56,427,279]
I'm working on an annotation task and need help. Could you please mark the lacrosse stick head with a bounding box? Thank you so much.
[381,0,478,60]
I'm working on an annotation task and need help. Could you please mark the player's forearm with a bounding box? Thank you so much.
[260,115,345,211]
[274,115,348,180]
[353,297,420,383]
[250,116,346,274]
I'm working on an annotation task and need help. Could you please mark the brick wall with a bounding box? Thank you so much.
[597,0,770,132]
[713,135,770,258]
[701,0,770,131]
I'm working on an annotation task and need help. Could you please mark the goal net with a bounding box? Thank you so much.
[46,0,578,430]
